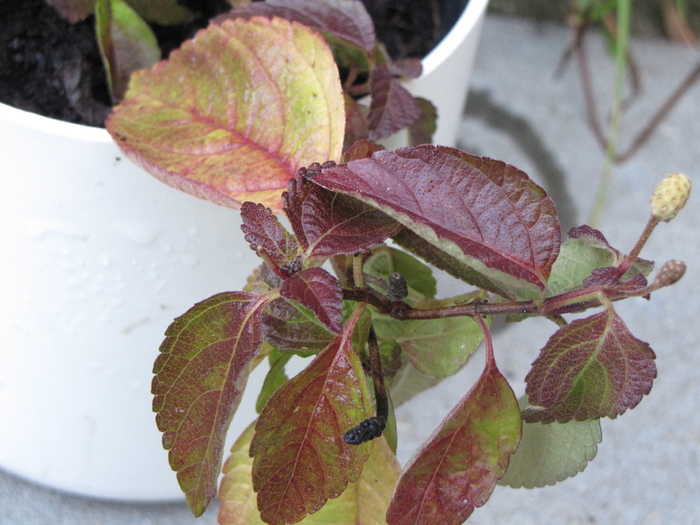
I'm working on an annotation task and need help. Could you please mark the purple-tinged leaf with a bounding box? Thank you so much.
[262,298,336,352]
[312,146,561,298]
[240,202,300,278]
[409,97,437,146]
[343,139,385,162]
[386,322,521,525]
[215,0,376,54]
[523,309,657,423]
[95,0,161,103]
[152,291,274,516]
[107,17,344,212]
[123,0,193,25]
[343,96,370,151]
[279,267,344,334]
[283,172,402,263]
[367,65,422,141]
[388,57,423,79]
[46,0,95,23]
[250,306,374,525]
[582,266,648,291]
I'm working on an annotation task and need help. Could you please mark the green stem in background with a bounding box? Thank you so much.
[588,0,631,227]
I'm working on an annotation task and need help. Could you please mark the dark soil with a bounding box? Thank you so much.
[0,0,467,127]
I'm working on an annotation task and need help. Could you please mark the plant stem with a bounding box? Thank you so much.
[588,0,631,227]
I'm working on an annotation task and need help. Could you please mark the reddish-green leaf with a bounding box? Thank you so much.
[241,202,300,278]
[220,430,399,525]
[311,146,561,299]
[408,97,437,146]
[250,307,374,525]
[302,436,401,524]
[367,65,422,141]
[95,0,161,103]
[523,309,657,423]
[343,97,370,150]
[283,173,402,263]
[262,298,337,352]
[280,267,344,334]
[152,291,273,516]
[216,0,376,54]
[107,17,344,212]
[46,0,96,22]
[386,326,521,525]
[343,139,385,163]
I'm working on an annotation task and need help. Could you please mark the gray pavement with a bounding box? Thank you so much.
[2,15,699,525]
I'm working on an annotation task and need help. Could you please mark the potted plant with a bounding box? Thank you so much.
[0,0,488,502]
[103,2,691,525]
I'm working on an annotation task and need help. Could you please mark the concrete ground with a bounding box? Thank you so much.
[1,14,698,525]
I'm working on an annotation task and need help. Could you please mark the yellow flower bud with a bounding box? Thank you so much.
[650,173,691,221]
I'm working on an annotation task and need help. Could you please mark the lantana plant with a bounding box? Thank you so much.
[106,1,691,524]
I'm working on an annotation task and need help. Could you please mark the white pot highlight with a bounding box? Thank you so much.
[0,0,488,502]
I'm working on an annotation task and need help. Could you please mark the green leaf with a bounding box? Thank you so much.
[255,350,292,414]
[545,237,617,297]
[374,304,485,379]
[374,292,487,380]
[498,397,602,488]
[95,0,161,103]
[389,360,441,407]
[250,306,374,525]
[152,291,272,516]
[218,421,267,525]
[107,17,345,212]
[364,245,437,300]
[386,335,521,525]
[524,309,657,423]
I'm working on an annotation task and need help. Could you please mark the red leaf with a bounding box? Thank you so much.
[241,202,300,278]
[386,324,521,525]
[280,267,344,334]
[282,172,402,262]
[152,291,272,516]
[312,146,561,295]
[523,310,657,423]
[215,0,376,54]
[250,307,374,525]
[367,65,422,141]
[46,0,95,23]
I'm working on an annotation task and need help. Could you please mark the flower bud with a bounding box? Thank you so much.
[653,259,686,288]
[650,173,691,221]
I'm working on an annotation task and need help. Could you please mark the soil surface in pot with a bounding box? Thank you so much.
[0,0,460,127]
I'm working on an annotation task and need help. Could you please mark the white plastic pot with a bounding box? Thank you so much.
[0,0,488,502]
